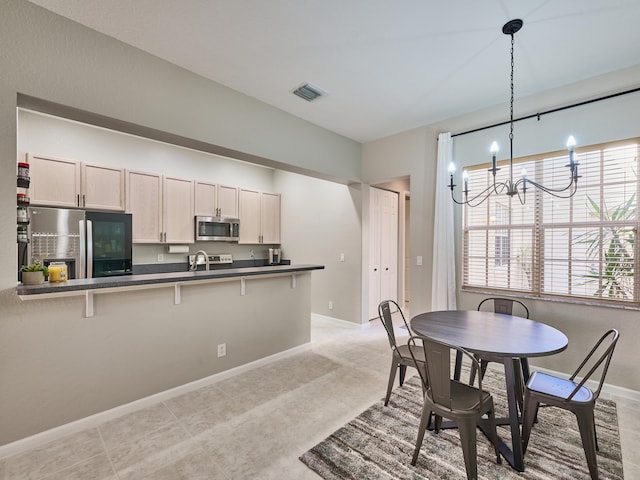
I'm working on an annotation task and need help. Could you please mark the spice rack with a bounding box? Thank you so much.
[17,161,30,243]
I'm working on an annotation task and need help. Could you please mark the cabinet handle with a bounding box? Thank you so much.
[77,194,80,207]
[82,194,86,207]
[160,232,163,242]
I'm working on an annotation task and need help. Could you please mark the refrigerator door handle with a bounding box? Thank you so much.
[79,220,86,279]
[86,220,93,278]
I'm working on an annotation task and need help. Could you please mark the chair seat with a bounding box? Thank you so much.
[527,371,594,403]
[446,381,492,411]
[396,344,426,362]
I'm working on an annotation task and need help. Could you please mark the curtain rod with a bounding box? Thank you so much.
[451,86,640,138]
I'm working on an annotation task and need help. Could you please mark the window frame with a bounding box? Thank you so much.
[461,138,640,309]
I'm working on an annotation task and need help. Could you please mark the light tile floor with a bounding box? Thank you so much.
[1,315,638,479]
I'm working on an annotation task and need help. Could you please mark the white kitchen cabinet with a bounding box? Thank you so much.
[126,170,194,244]
[238,188,281,244]
[260,191,281,244]
[28,154,125,210]
[217,184,239,217]
[194,182,238,217]
[81,163,125,211]
[164,176,194,243]
[368,187,398,319]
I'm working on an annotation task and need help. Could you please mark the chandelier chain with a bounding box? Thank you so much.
[509,32,514,142]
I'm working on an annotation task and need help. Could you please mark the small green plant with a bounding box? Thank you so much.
[20,261,49,276]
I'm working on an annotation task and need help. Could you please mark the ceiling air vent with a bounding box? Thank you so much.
[292,83,326,102]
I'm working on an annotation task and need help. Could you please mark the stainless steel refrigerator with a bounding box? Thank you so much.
[20,207,133,279]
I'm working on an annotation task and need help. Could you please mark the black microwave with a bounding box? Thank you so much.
[195,216,240,242]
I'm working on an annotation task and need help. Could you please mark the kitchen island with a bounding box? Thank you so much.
[6,263,324,448]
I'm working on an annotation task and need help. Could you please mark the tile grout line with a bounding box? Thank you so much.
[162,400,233,480]
[96,426,121,479]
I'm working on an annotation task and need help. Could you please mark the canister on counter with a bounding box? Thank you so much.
[17,206,28,222]
[17,225,28,243]
[48,262,68,282]
[17,162,30,181]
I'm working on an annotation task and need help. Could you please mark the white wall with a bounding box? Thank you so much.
[363,65,640,393]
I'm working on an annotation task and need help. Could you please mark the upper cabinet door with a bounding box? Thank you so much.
[238,188,261,244]
[126,170,163,243]
[81,163,125,211]
[217,185,238,218]
[261,192,281,244]
[164,176,194,244]
[194,181,217,216]
[28,154,81,207]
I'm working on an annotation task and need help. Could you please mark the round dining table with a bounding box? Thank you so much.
[410,309,568,472]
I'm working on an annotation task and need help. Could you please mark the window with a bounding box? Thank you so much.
[463,138,639,307]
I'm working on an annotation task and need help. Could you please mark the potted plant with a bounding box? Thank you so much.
[20,261,49,285]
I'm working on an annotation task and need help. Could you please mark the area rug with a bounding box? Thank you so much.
[300,368,623,479]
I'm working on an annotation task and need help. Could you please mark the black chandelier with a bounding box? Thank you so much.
[449,19,579,206]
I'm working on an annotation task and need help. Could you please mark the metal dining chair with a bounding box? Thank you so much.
[378,300,426,406]
[408,336,501,479]
[521,329,619,480]
[455,297,530,413]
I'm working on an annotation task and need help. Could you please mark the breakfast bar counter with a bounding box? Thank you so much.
[17,264,324,296]
[17,264,324,318]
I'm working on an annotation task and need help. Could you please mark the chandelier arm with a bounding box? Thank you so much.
[516,177,578,198]
[450,183,498,205]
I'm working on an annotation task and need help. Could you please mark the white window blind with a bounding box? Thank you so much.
[463,139,639,306]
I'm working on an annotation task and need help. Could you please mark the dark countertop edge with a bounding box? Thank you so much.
[17,264,325,296]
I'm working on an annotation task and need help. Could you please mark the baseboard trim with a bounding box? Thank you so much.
[311,313,370,329]
[0,342,311,459]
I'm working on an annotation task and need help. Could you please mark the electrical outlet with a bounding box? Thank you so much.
[329,301,333,310]
[157,253,164,262]
[217,343,226,357]
[340,253,345,262]
[417,255,423,266]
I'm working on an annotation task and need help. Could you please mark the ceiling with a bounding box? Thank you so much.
[27,1,640,143]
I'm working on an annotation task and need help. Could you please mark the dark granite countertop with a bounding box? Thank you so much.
[17,264,324,296]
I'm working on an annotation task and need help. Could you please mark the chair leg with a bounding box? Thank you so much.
[457,417,479,480]
[411,405,433,466]
[454,350,463,381]
[399,364,407,386]
[521,392,539,455]
[384,360,398,406]
[487,407,502,464]
[575,407,599,480]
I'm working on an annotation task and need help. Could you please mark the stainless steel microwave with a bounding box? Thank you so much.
[195,216,240,242]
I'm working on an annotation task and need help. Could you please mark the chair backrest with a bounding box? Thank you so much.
[568,329,619,400]
[478,297,529,318]
[420,337,484,412]
[378,300,408,355]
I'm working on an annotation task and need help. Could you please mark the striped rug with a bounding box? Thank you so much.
[300,368,623,479]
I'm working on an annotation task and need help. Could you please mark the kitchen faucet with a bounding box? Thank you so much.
[190,250,210,271]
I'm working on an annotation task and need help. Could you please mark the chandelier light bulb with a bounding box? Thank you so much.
[566,135,576,149]
[448,162,456,174]
[490,141,499,154]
